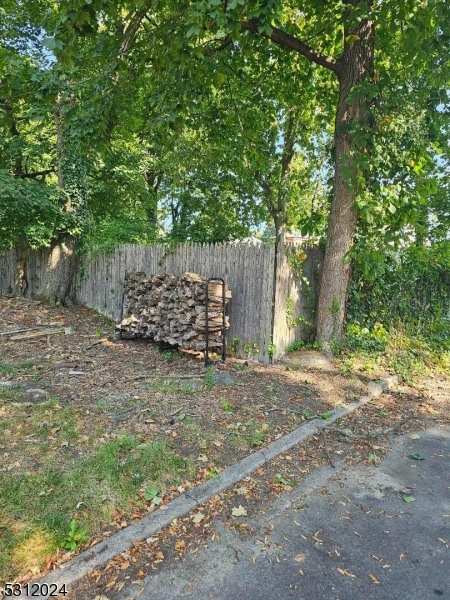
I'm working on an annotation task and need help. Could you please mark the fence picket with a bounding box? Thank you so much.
[0,242,322,360]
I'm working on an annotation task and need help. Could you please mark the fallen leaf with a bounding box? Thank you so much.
[407,453,424,461]
[320,411,333,420]
[402,495,416,503]
[337,568,357,579]
[155,551,164,560]
[312,530,323,543]
[234,486,249,495]
[175,540,186,551]
[197,453,208,462]
[231,505,248,517]
[192,512,204,524]
[294,553,305,563]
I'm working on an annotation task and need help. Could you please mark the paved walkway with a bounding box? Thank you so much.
[115,425,450,600]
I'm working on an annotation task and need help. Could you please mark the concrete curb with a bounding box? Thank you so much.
[35,375,398,594]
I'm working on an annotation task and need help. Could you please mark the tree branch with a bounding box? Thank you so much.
[203,34,234,55]
[119,8,149,60]
[19,169,56,180]
[242,20,340,75]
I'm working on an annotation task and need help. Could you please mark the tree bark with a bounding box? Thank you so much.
[315,2,374,343]
[15,235,28,297]
[36,232,77,305]
[245,2,374,343]
[36,100,82,305]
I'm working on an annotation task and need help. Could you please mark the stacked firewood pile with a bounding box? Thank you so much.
[117,272,231,351]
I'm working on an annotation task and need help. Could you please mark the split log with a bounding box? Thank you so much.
[117,272,231,350]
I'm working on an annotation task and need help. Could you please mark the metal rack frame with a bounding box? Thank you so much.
[205,277,226,366]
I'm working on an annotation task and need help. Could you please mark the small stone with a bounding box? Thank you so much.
[212,372,235,386]
[26,388,49,398]
[367,381,383,398]
[179,378,203,391]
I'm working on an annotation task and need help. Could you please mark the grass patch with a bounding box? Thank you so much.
[0,385,21,402]
[0,435,194,583]
[0,361,36,377]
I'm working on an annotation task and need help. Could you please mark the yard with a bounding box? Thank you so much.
[0,295,448,585]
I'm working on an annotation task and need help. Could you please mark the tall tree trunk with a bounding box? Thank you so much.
[36,100,85,305]
[316,4,374,343]
[15,234,28,297]
[36,232,77,304]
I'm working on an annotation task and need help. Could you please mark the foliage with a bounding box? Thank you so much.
[344,241,450,380]
[285,339,322,353]
[338,321,450,382]
[347,242,450,332]
[0,170,63,250]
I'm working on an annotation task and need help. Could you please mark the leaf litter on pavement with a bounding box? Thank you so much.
[0,295,448,589]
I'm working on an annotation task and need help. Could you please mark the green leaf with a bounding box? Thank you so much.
[144,484,159,501]
[407,453,424,460]
[402,495,416,503]
[319,411,333,420]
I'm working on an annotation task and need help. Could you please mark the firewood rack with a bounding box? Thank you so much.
[205,277,227,366]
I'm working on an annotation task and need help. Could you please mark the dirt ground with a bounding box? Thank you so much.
[0,295,449,588]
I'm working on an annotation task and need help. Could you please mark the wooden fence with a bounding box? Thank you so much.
[0,242,322,362]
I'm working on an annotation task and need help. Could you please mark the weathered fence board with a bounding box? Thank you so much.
[0,242,322,362]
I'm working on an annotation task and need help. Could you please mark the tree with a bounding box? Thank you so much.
[26,0,450,336]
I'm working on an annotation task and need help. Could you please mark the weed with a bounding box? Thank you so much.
[161,351,178,361]
[62,519,89,551]
[35,398,61,411]
[0,363,15,376]
[0,386,20,401]
[143,484,162,504]
[285,340,322,353]
[204,367,216,390]
[231,337,240,356]
[221,401,233,413]
[274,475,297,488]
[339,322,449,382]
[153,380,181,394]
[95,399,109,411]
